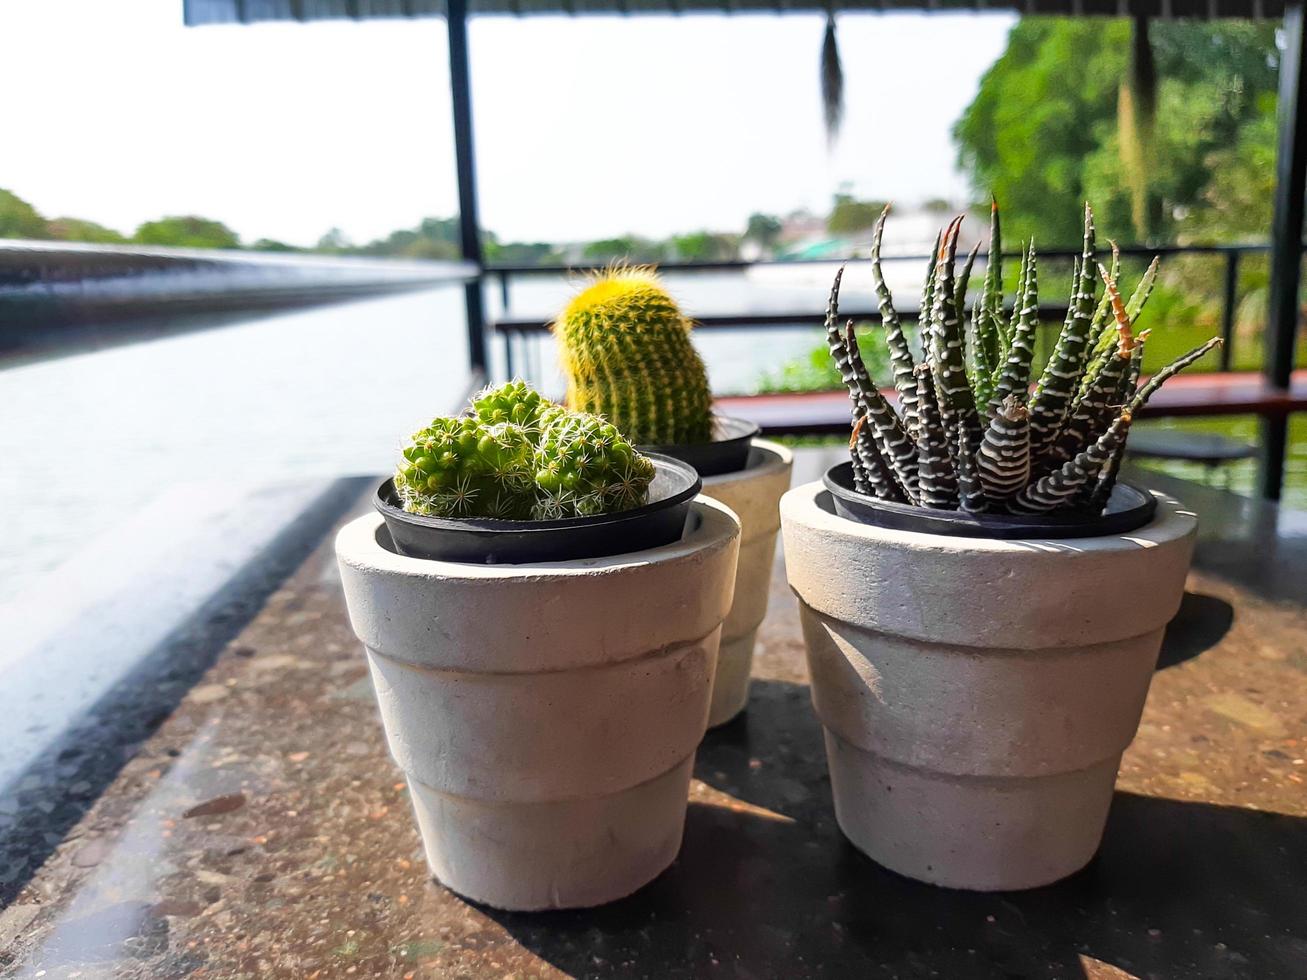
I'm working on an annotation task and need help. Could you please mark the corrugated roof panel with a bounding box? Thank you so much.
[182,0,1285,18]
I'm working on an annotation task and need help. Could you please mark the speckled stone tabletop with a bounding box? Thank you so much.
[3,458,1305,979]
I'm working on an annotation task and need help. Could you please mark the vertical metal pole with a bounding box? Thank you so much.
[1261,0,1307,500]
[1220,250,1239,371]
[447,0,488,375]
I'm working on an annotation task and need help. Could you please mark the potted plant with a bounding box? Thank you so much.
[781,203,1219,890]
[335,381,741,910]
[555,268,793,727]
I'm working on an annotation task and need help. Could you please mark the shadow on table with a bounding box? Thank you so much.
[1158,591,1235,669]
[483,677,1306,979]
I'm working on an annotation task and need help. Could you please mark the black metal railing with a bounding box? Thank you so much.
[484,242,1285,380]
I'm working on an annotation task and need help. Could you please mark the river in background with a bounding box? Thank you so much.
[0,269,859,603]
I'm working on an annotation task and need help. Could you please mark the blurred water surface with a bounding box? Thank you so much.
[0,272,845,601]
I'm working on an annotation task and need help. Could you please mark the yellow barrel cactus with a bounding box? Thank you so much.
[554,267,714,445]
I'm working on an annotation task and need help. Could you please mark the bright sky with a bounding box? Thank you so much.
[2,0,1014,247]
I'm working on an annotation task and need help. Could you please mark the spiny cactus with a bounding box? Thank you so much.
[395,382,654,520]
[471,379,555,430]
[837,202,1221,516]
[555,266,714,445]
[395,414,537,519]
[532,412,656,519]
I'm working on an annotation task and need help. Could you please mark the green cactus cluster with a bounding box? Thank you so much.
[554,266,714,446]
[394,382,655,520]
[830,202,1220,515]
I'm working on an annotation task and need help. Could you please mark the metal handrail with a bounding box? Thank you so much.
[484,241,1275,277]
[485,240,1291,379]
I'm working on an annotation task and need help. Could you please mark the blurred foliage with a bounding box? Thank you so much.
[249,238,299,252]
[745,213,783,250]
[670,231,741,262]
[134,216,241,249]
[955,20,1279,246]
[0,189,53,239]
[756,323,895,393]
[826,193,889,236]
[484,240,561,265]
[580,236,668,263]
[46,217,127,244]
[951,18,1296,373]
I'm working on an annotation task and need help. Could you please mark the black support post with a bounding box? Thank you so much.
[1262,0,1307,500]
[447,0,488,375]
[1220,250,1239,371]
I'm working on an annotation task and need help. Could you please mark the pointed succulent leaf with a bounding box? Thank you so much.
[1046,267,1139,474]
[1029,205,1098,462]
[981,197,1004,330]
[847,321,916,501]
[1125,255,1161,322]
[918,231,942,364]
[913,364,959,509]
[976,394,1032,504]
[827,267,901,499]
[930,217,982,458]
[954,240,981,330]
[955,426,988,513]
[1011,411,1133,514]
[988,242,1040,416]
[870,205,921,436]
[1128,337,1223,414]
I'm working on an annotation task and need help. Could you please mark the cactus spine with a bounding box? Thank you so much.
[555,267,713,445]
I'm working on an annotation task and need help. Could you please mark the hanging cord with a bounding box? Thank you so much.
[821,12,844,148]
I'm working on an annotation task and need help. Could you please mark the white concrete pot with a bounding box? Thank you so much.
[335,499,740,911]
[698,439,793,727]
[781,480,1197,891]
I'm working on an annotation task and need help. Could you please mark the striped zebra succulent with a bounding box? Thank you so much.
[832,202,1220,516]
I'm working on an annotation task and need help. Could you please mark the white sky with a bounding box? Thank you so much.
[1,0,1015,247]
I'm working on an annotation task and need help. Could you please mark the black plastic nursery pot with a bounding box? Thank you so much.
[375,453,702,564]
[638,415,760,478]
[822,462,1158,540]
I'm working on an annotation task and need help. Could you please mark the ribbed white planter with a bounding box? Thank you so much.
[335,498,740,911]
[781,480,1197,891]
[698,439,793,727]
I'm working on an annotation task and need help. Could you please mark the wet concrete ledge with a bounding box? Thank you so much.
[0,476,372,910]
[3,453,1306,978]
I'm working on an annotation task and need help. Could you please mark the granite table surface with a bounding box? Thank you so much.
[2,455,1305,979]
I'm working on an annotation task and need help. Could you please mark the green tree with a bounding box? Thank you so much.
[954,20,1279,245]
[581,236,666,263]
[0,188,50,239]
[249,238,299,252]
[827,193,889,236]
[670,231,740,262]
[134,216,240,249]
[483,240,561,266]
[46,217,127,244]
[353,217,464,260]
[314,228,352,253]
[744,213,783,252]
